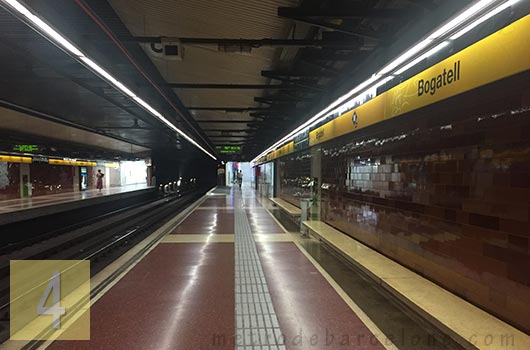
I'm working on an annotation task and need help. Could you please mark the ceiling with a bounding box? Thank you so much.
[0,0,470,160]
[0,104,149,160]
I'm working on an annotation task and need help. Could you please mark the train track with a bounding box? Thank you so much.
[0,186,210,344]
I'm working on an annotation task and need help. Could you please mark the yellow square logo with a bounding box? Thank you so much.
[10,260,90,340]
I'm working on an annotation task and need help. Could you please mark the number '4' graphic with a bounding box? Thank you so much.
[37,272,66,329]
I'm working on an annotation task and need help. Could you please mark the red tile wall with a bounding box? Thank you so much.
[278,154,311,208]
[277,76,530,332]
[30,163,75,196]
[0,162,20,200]
[319,104,530,332]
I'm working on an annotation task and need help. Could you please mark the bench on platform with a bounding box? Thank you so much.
[303,220,530,350]
[269,198,302,232]
[270,198,301,217]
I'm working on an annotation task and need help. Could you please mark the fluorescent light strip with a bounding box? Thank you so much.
[394,41,450,75]
[79,57,137,98]
[133,96,163,118]
[255,74,385,154]
[131,96,217,159]
[377,39,433,76]
[450,0,520,40]
[378,0,498,76]
[252,0,514,163]
[2,0,84,57]
[2,0,217,160]
[429,0,497,39]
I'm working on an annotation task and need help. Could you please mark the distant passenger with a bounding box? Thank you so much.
[96,169,104,192]
[237,170,243,188]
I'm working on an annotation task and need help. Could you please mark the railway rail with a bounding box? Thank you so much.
[0,186,211,345]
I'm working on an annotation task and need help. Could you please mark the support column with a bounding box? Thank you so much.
[310,146,322,221]
[19,163,31,198]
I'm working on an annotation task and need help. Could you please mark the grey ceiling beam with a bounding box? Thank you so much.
[405,0,438,11]
[133,37,361,49]
[94,126,161,130]
[208,135,253,139]
[262,76,323,92]
[187,107,270,112]
[254,96,311,104]
[203,129,248,132]
[196,120,254,123]
[276,12,381,40]
[277,6,404,20]
[250,109,290,116]
[170,83,300,90]
[261,70,331,79]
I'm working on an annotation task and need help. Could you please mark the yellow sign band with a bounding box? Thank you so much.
[0,155,32,163]
[305,14,530,146]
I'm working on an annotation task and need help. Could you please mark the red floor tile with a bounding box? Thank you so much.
[49,243,235,350]
[171,209,235,234]
[247,210,285,234]
[200,197,234,207]
[257,242,383,350]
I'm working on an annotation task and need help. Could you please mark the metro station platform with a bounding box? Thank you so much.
[9,186,526,350]
[0,184,154,225]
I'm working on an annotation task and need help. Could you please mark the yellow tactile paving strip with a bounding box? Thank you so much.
[304,220,530,350]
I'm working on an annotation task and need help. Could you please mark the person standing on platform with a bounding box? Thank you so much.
[96,169,105,192]
[237,170,243,188]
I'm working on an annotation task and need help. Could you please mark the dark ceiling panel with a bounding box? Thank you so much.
[0,0,478,161]
[0,0,216,160]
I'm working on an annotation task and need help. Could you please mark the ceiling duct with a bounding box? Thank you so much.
[217,43,253,54]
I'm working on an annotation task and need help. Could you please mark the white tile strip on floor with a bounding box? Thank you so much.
[234,208,285,350]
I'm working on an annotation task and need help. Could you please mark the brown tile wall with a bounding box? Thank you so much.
[278,153,312,208]
[0,162,20,200]
[277,75,530,332]
[30,163,75,196]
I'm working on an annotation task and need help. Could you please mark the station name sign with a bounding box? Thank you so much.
[307,14,530,148]
[418,61,461,97]
[32,156,49,163]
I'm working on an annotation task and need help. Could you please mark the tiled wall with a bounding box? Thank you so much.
[278,152,312,207]
[0,162,76,199]
[30,163,75,196]
[257,162,275,198]
[319,102,530,332]
[0,162,20,200]
[0,163,129,201]
[277,78,530,332]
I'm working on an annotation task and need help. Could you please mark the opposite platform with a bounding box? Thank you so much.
[0,184,154,225]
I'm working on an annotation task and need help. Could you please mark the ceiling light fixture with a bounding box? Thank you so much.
[1,0,217,160]
[450,0,520,40]
[251,0,519,164]
[394,41,450,75]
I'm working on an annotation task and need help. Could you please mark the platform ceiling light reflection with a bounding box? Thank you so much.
[251,0,520,164]
[1,0,217,160]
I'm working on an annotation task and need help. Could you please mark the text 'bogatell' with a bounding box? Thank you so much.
[418,61,461,96]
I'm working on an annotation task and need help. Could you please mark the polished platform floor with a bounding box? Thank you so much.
[0,184,150,214]
[40,186,462,350]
